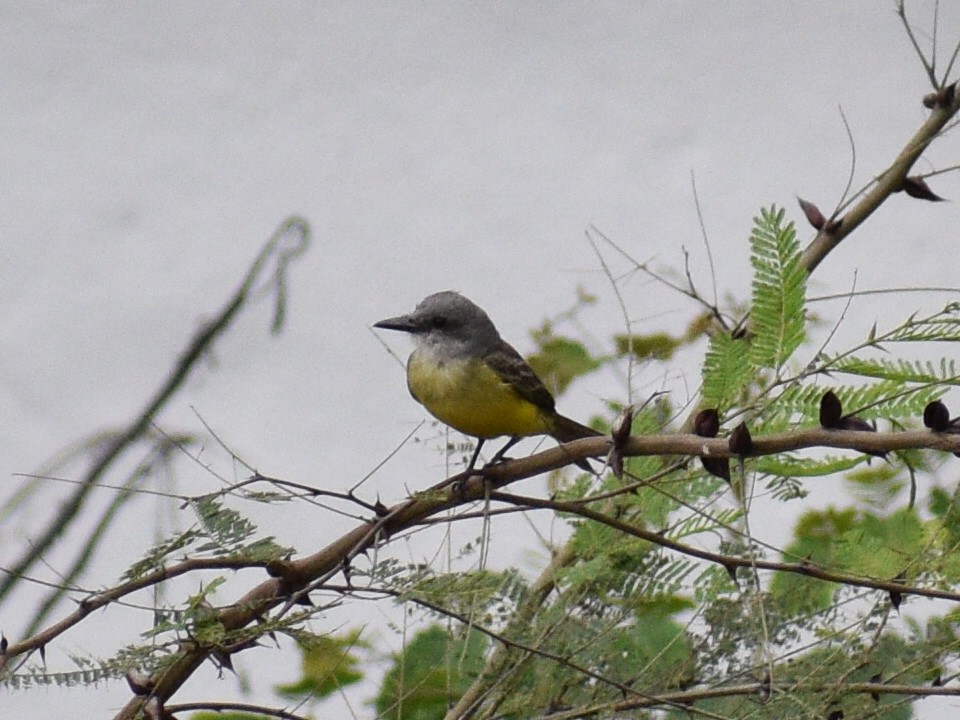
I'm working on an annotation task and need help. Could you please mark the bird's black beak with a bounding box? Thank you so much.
[374,314,419,333]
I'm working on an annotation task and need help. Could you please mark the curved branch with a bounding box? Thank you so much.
[107,422,960,718]
[488,490,960,605]
[542,679,960,720]
[799,88,960,274]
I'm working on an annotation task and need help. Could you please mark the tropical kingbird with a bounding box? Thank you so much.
[374,291,601,470]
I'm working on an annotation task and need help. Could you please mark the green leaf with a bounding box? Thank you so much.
[748,206,807,369]
[276,630,367,700]
[527,336,601,396]
[768,381,945,428]
[888,304,960,342]
[755,453,866,478]
[929,486,960,548]
[613,331,683,361]
[701,331,753,409]
[829,356,960,385]
[770,508,858,616]
[844,465,904,511]
[834,508,924,578]
[375,625,487,720]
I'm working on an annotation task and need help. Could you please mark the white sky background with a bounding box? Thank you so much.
[3,2,960,717]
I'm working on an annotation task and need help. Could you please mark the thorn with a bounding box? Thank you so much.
[870,671,882,701]
[899,175,945,202]
[611,404,634,447]
[729,422,753,457]
[694,409,728,481]
[609,404,635,479]
[797,197,826,230]
[213,650,235,676]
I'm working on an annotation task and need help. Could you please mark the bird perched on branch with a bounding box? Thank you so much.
[375,291,601,470]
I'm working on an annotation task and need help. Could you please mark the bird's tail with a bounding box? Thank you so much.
[549,412,603,443]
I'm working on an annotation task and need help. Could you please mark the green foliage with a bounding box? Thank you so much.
[755,453,866,478]
[403,569,528,625]
[748,206,807,370]
[184,495,292,563]
[3,641,178,690]
[276,630,367,700]
[124,528,203,581]
[834,508,925,578]
[527,334,601,396]
[191,495,276,555]
[613,331,683,361]
[929,484,960,549]
[887,303,960,342]
[128,496,292,574]
[770,506,927,618]
[701,330,753,409]
[375,625,488,720]
[702,207,808,413]
[688,630,931,720]
[844,463,905,510]
[830,356,960,385]
[770,507,858,616]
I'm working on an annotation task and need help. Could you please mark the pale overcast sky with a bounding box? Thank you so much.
[3,3,958,716]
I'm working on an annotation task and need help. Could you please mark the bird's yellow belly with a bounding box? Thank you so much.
[407,353,548,439]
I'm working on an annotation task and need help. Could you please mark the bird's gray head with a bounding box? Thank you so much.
[374,291,501,357]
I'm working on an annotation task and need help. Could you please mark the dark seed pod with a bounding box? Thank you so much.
[694,408,720,437]
[889,588,902,611]
[700,456,730,483]
[924,400,951,431]
[820,390,843,428]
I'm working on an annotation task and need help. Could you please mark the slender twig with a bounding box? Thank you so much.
[0,217,310,605]
[486,489,960,604]
[898,0,938,86]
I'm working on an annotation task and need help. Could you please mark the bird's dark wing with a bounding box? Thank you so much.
[483,340,556,413]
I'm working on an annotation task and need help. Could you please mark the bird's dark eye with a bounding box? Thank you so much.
[430,315,448,329]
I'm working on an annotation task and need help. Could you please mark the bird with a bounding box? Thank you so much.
[374,291,601,470]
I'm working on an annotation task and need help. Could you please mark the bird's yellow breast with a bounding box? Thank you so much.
[406,352,549,439]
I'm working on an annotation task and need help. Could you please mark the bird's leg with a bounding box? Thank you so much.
[486,436,521,467]
[446,439,492,501]
[466,439,486,472]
